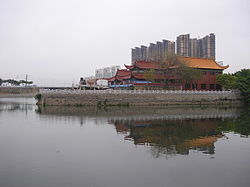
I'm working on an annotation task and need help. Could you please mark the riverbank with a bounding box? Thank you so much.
[37,89,243,106]
[0,87,39,97]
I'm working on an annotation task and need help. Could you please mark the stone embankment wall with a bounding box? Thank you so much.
[37,90,243,106]
[38,105,241,120]
[0,87,39,97]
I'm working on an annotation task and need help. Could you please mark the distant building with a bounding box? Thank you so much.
[95,68,104,79]
[162,40,175,59]
[176,33,216,59]
[95,65,121,79]
[190,38,198,57]
[131,40,175,64]
[176,34,190,57]
[132,33,216,63]
[201,33,215,59]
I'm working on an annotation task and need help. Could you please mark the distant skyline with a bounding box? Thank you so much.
[0,0,249,86]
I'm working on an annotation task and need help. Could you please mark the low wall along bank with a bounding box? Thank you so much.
[0,87,39,97]
[37,89,243,106]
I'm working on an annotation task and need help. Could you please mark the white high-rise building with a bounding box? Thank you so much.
[95,65,121,78]
[95,69,104,79]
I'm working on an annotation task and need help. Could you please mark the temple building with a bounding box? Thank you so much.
[107,57,228,90]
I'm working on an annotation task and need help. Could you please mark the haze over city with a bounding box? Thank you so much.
[0,0,249,86]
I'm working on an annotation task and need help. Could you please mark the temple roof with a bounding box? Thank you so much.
[115,69,132,80]
[179,57,229,70]
[125,61,161,70]
[125,57,229,70]
[107,57,229,83]
[124,65,134,70]
[135,61,162,69]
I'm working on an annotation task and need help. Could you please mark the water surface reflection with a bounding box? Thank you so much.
[37,105,249,158]
[0,98,249,187]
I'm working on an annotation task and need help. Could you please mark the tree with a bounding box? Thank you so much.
[159,53,183,68]
[19,80,33,85]
[3,79,20,86]
[144,69,155,83]
[0,78,33,86]
[147,53,203,88]
[177,64,202,84]
[157,54,186,88]
[234,69,250,104]
[216,73,237,90]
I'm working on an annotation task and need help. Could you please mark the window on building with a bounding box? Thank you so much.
[170,79,175,83]
[202,71,207,75]
[185,83,191,89]
[192,84,197,89]
[216,71,222,75]
[210,84,215,90]
[210,72,215,75]
[201,84,206,89]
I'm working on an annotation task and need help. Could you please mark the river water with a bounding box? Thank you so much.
[0,98,249,187]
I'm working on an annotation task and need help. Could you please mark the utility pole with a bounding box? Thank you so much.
[25,74,28,87]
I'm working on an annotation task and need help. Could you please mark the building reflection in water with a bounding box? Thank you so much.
[34,105,250,158]
[111,118,224,156]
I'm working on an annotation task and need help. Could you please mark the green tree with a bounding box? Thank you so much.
[0,79,33,86]
[144,69,155,83]
[216,73,237,90]
[3,79,20,86]
[19,80,33,85]
[234,69,250,104]
[177,65,202,84]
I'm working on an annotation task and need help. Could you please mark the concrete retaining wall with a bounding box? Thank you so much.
[0,87,39,97]
[38,90,243,106]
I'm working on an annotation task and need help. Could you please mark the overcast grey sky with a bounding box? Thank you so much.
[0,0,249,86]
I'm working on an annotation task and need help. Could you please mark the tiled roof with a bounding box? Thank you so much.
[124,61,162,70]
[124,65,134,70]
[108,69,132,81]
[116,69,131,77]
[125,58,229,70]
[178,57,229,70]
[135,61,162,69]
[106,77,116,81]
[117,74,131,80]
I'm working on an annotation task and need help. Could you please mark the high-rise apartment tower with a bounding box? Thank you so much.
[131,40,175,64]
[176,33,216,59]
